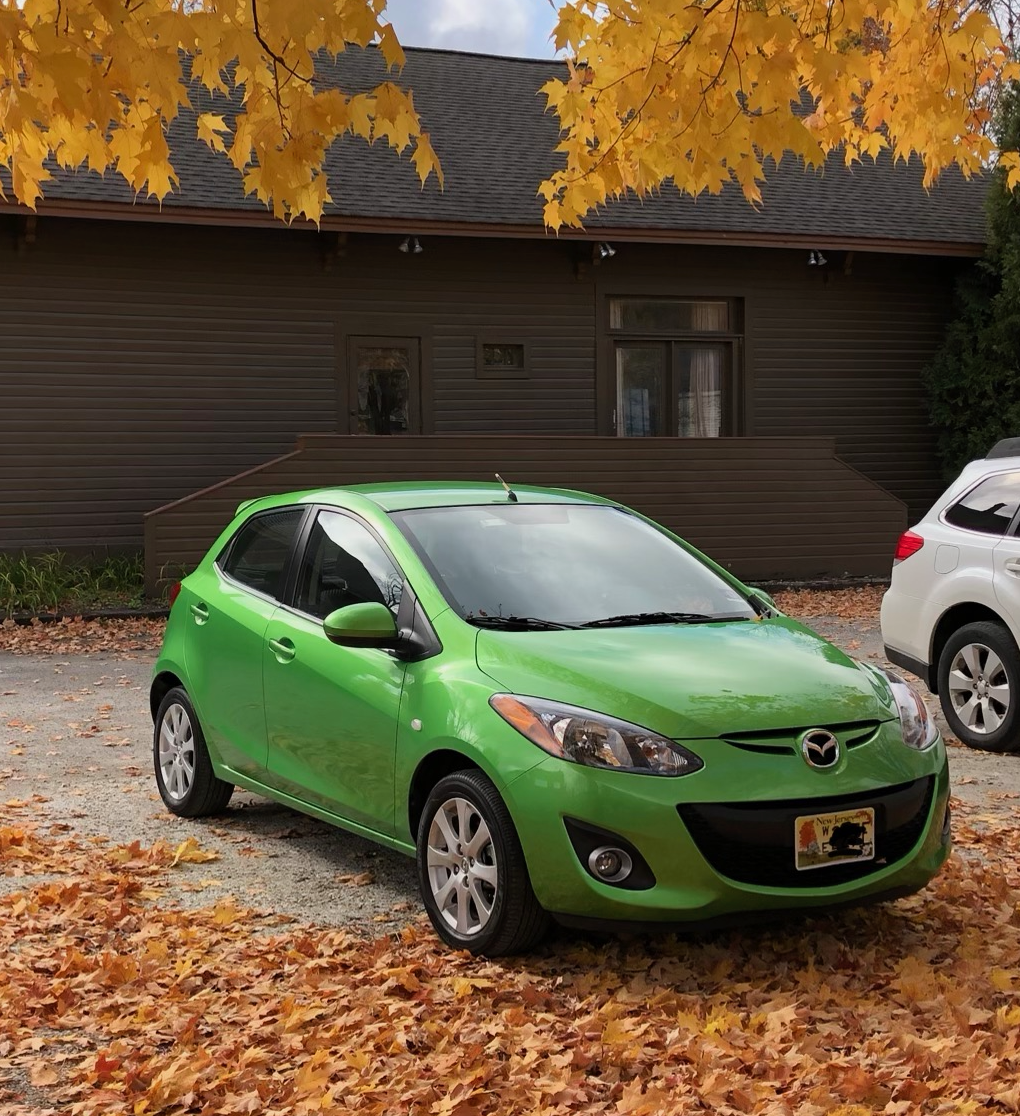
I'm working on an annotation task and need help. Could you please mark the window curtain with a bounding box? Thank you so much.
[680,346,723,437]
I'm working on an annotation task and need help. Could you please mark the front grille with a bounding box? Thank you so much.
[721,720,881,756]
[677,777,935,888]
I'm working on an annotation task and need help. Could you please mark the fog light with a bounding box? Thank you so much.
[588,846,633,883]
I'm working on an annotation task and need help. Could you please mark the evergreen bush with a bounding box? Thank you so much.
[924,82,1020,477]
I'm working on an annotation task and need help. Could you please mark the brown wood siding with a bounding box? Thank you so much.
[0,220,339,552]
[747,250,956,520]
[594,245,959,523]
[144,434,907,591]
[1,217,961,565]
[0,219,597,554]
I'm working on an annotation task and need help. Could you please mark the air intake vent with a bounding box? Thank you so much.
[677,777,935,888]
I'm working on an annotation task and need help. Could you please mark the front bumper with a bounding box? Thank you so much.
[502,728,951,925]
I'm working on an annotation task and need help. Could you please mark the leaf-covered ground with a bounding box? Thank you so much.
[772,585,885,622]
[5,587,1019,1116]
[0,618,165,657]
[1,796,1018,1116]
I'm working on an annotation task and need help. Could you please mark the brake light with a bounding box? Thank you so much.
[893,530,924,564]
[167,581,182,609]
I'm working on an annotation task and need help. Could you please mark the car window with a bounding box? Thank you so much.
[294,510,404,620]
[219,508,306,599]
[944,472,1020,536]
[391,503,755,626]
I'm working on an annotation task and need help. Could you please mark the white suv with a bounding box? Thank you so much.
[881,438,1020,753]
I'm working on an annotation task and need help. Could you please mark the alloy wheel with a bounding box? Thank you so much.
[947,641,1011,735]
[425,796,499,936]
[158,702,196,801]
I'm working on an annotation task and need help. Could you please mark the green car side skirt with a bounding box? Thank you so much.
[220,764,417,858]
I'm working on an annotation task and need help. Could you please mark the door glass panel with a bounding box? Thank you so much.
[616,344,665,436]
[294,510,403,619]
[677,344,726,437]
[218,508,305,599]
[356,347,411,434]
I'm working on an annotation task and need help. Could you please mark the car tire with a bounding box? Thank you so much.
[938,621,1020,753]
[416,769,549,956]
[153,687,235,816]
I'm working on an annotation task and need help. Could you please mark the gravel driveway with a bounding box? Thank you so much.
[2,610,1017,931]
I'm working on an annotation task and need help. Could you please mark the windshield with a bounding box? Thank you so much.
[390,503,756,628]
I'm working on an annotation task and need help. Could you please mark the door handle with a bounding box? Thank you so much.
[1005,559,1020,576]
[268,637,296,663]
[190,602,209,624]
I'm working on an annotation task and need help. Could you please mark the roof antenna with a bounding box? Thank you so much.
[494,473,518,502]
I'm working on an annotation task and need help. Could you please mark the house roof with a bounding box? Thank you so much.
[5,45,990,254]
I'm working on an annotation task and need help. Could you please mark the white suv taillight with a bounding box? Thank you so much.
[893,530,924,564]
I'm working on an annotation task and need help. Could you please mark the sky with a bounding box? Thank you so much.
[383,0,561,59]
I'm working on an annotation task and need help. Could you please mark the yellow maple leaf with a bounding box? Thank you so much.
[196,112,229,154]
[989,967,1014,992]
[170,836,219,867]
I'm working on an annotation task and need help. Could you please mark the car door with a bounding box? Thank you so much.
[184,505,308,780]
[987,473,1020,633]
[262,508,408,833]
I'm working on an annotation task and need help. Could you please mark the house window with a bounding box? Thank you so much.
[609,298,740,437]
[476,339,529,379]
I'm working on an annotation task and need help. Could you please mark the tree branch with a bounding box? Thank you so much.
[250,0,312,85]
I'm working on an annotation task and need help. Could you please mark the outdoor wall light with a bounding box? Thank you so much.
[597,241,617,259]
[807,249,828,266]
[399,236,423,254]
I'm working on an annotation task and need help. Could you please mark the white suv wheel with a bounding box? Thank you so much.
[937,621,1020,753]
[946,642,1010,734]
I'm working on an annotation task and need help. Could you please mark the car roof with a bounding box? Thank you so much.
[240,481,619,516]
[955,455,1020,488]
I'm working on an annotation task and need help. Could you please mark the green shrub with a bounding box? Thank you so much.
[0,552,145,614]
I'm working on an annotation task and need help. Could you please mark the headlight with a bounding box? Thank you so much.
[880,669,938,750]
[489,694,703,776]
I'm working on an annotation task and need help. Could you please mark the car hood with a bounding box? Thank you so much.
[474,617,893,739]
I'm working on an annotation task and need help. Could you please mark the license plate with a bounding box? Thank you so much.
[795,807,875,871]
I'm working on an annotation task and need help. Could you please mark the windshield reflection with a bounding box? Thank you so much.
[391,504,756,628]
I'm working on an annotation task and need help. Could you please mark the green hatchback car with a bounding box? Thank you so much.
[151,482,951,954]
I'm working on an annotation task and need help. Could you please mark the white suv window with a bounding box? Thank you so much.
[943,471,1020,536]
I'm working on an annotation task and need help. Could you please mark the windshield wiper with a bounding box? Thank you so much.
[465,614,578,631]
[579,611,735,629]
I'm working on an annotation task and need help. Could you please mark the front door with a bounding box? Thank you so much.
[348,336,421,435]
[263,508,407,832]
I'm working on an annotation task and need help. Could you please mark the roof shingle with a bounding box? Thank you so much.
[9,45,990,248]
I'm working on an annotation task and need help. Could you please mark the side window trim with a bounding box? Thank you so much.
[215,505,312,604]
[278,506,317,607]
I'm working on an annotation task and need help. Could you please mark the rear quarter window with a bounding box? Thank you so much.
[218,507,305,599]
[944,472,1020,536]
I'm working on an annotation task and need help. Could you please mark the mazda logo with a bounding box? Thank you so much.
[801,729,840,769]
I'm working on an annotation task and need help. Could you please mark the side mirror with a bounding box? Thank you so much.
[746,586,780,615]
[323,602,399,648]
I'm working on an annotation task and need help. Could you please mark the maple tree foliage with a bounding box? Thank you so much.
[2,2,1020,228]
[0,0,442,224]
[540,0,1020,228]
